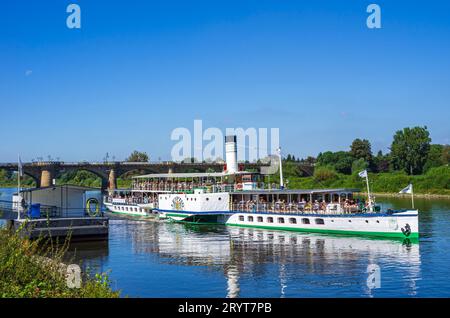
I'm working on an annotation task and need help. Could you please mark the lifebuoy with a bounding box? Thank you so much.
[86,198,100,217]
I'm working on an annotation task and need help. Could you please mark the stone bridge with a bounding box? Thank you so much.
[0,161,264,191]
[0,161,314,192]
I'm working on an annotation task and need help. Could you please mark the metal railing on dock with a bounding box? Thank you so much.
[0,200,104,220]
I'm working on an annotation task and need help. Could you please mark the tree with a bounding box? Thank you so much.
[317,151,353,174]
[373,150,390,173]
[351,158,369,175]
[283,161,309,178]
[314,166,337,182]
[283,154,298,162]
[302,156,316,165]
[350,138,373,164]
[423,144,445,172]
[390,126,431,175]
[0,169,13,181]
[126,151,149,162]
[442,145,450,165]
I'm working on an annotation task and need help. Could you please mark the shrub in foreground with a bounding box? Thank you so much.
[0,226,120,298]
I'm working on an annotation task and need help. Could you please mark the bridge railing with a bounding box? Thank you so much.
[0,161,276,167]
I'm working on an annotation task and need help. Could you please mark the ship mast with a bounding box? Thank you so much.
[277,147,284,189]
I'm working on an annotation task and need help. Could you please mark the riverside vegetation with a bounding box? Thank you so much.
[272,126,449,196]
[0,225,120,298]
[1,126,448,196]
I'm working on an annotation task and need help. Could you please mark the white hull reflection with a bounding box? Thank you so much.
[128,222,421,297]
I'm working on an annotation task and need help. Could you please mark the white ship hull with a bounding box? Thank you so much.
[104,201,156,217]
[224,210,419,239]
[157,208,419,239]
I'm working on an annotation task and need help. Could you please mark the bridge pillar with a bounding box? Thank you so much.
[108,169,117,194]
[40,169,54,188]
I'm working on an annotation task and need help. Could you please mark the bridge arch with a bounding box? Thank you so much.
[0,168,39,188]
[115,168,158,179]
[22,172,39,187]
[55,168,108,189]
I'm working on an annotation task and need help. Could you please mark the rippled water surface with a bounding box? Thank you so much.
[1,188,450,297]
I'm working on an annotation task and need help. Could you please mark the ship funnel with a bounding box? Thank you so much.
[225,135,238,174]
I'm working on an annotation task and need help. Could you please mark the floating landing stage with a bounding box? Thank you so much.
[8,217,109,242]
[2,185,109,242]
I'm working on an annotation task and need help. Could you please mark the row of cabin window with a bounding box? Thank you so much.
[114,206,146,213]
[238,215,325,225]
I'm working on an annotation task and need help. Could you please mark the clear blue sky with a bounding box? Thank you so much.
[1,0,449,162]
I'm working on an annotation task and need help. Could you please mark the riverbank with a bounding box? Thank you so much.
[361,192,450,200]
[283,165,450,197]
[0,227,120,298]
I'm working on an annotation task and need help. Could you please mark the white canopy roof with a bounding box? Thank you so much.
[133,171,256,179]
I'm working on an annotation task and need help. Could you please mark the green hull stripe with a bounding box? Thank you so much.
[226,223,419,239]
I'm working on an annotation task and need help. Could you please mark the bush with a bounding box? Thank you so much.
[0,226,120,298]
[282,165,450,195]
[314,166,337,182]
[351,158,369,175]
[317,151,353,174]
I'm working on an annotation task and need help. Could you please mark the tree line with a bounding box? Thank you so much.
[284,126,449,176]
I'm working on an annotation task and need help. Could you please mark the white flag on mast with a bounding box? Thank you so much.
[399,184,413,194]
[18,156,23,177]
[358,170,368,178]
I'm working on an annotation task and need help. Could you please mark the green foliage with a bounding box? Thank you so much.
[282,166,450,195]
[390,126,431,175]
[369,171,412,193]
[283,161,307,178]
[0,227,120,298]
[284,154,300,162]
[424,144,445,172]
[126,151,149,162]
[350,138,373,163]
[416,166,450,192]
[314,166,337,182]
[351,158,369,175]
[117,178,132,189]
[0,170,36,188]
[442,145,450,164]
[302,156,317,165]
[317,151,353,174]
[373,151,391,173]
[58,171,102,188]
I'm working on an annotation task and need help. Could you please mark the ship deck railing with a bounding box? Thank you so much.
[230,203,370,215]
[130,185,262,193]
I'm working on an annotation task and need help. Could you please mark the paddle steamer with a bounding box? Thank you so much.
[104,136,419,239]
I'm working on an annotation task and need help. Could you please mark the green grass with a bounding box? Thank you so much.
[0,225,120,298]
[282,165,450,196]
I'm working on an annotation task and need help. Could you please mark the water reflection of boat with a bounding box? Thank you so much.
[125,221,421,297]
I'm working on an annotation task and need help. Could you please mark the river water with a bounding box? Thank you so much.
[1,188,450,298]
